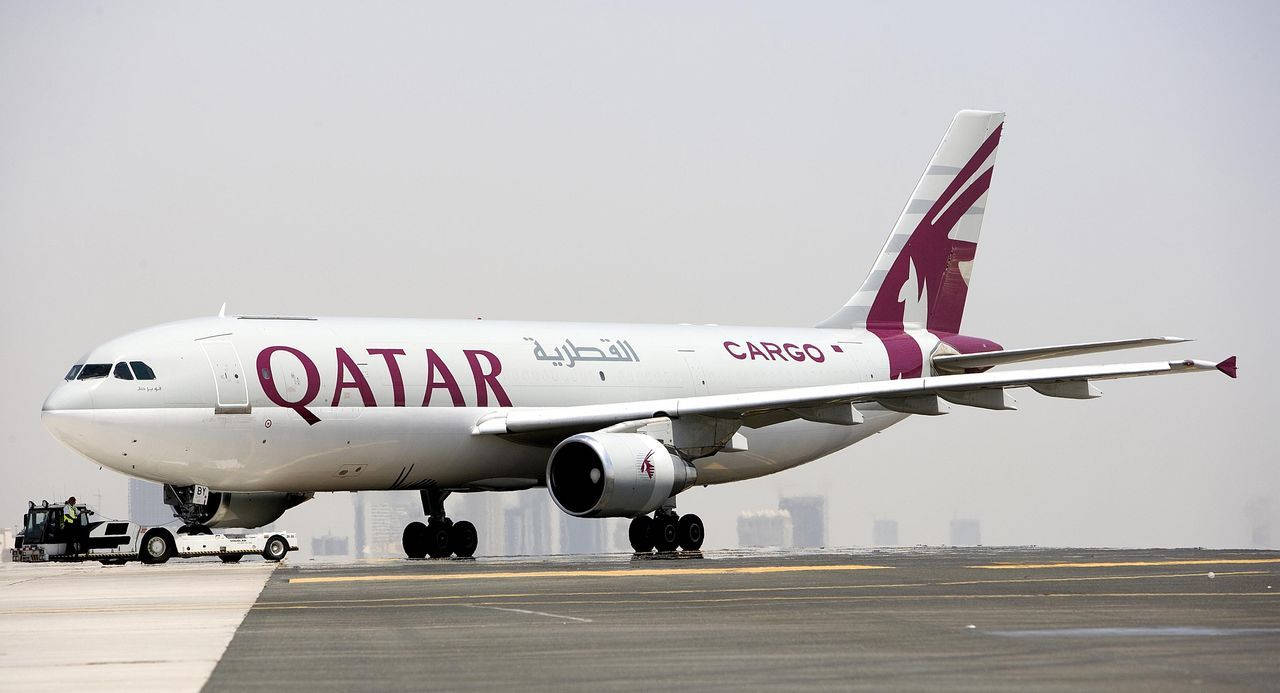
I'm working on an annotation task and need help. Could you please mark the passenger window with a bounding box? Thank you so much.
[77,364,111,380]
[130,361,156,380]
[64,365,83,381]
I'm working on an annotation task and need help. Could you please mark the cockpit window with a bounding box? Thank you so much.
[113,362,134,380]
[77,364,111,380]
[130,361,156,380]
[64,365,83,381]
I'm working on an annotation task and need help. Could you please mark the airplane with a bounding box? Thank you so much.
[40,110,1236,561]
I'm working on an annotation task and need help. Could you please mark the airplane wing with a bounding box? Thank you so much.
[932,336,1190,372]
[473,356,1237,441]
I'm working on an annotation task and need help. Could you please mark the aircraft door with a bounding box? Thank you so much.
[199,339,251,413]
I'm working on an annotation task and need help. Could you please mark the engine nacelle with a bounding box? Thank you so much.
[166,487,311,529]
[546,433,696,518]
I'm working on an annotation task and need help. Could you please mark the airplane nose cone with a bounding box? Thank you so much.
[42,383,91,413]
[41,384,94,449]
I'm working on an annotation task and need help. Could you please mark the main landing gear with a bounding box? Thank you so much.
[402,489,478,559]
[629,508,704,554]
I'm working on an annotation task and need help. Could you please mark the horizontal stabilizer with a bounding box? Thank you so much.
[933,336,1190,372]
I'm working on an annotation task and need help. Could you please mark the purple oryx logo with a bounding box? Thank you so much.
[640,451,655,479]
[869,123,1003,379]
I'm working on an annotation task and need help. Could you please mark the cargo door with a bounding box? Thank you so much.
[199,339,251,413]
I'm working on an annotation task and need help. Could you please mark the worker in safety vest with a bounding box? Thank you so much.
[62,497,81,554]
[63,497,79,526]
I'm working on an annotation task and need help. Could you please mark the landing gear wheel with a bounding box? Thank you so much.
[402,521,428,559]
[140,529,174,564]
[652,515,679,553]
[425,520,452,558]
[449,520,478,558]
[629,516,655,553]
[99,558,128,566]
[178,525,212,535]
[219,554,243,563]
[262,535,289,561]
[677,514,705,551]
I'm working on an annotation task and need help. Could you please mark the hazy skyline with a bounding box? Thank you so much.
[2,1,1276,550]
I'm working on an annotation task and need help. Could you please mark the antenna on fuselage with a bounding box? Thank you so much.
[218,302,227,318]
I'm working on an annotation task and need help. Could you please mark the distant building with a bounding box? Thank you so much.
[779,495,827,548]
[872,519,899,547]
[613,518,632,553]
[310,534,350,556]
[737,509,793,547]
[559,514,605,554]
[1,527,14,562]
[949,518,981,546]
[128,479,173,527]
[354,491,423,558]
[449,492,502,557]
[1244,497,1275,549]
[504,491,553,556]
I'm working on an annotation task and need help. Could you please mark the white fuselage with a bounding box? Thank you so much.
[42,316,925,492]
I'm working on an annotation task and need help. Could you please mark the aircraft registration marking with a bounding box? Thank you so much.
[287,563,892,585]
[969,558,1280,570]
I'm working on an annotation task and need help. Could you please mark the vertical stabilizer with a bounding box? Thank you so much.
[818,110,1004,335]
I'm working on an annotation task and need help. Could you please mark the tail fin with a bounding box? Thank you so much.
[818,110,1005,334]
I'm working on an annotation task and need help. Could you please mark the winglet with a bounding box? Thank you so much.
[1215,356,1238,379]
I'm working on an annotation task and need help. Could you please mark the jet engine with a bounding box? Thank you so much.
[165,486,311,529]
[546,432,696,518]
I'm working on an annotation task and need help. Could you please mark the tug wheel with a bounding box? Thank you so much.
[262,535,289,562]
[140,529,174,564]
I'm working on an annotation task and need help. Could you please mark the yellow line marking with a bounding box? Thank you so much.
[251,592,1280,611]
[969,558,1280,570]
[262,570,1267,607]
[287,563,892,585]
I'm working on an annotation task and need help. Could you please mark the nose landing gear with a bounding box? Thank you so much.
[402,489,478,559]
[629,509,704,554]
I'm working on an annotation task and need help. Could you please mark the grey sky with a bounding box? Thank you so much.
[2,1,1276,549]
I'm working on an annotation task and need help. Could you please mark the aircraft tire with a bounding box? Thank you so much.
[652,516,679,553]
[449,520,478,558]
[425,520,452,559]
[677,514,705,551]
[140,529,174,565]
[402,521,428,559]
[219,554,243,563]
[262,535,289,562]
[628,516,655,553]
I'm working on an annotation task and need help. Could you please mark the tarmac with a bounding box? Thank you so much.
[0,560,274,691]
[3,547,1278,691]
[207,547,1280,691]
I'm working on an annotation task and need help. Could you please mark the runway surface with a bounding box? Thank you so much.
[203,547,1280,691]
